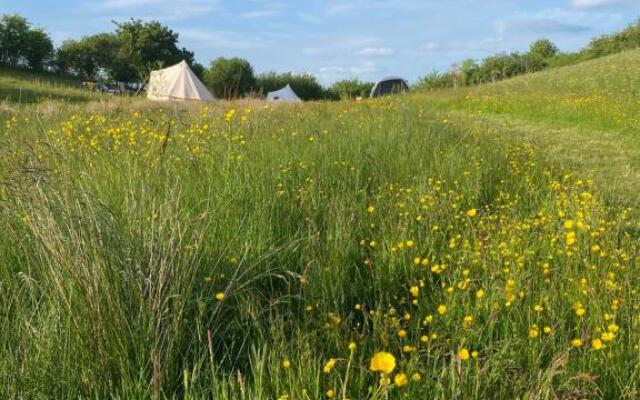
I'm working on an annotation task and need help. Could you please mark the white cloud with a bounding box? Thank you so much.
[81,0,218,20]
[356,47,394,56]
[180,29,267,49]
[316,60,385,83]
[571,0,627,8]
[239,10,278,19]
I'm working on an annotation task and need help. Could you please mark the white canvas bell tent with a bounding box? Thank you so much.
[266,84,302,102]
[147,60,215,101]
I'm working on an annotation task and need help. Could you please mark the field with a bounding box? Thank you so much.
[2,50,640,399]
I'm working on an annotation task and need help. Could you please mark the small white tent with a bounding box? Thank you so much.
[147,60,215,101]
[266,84,302,102]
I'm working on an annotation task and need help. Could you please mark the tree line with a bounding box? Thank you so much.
[0,13,375,101]
[4,13,640,98]
[415,18,640,90]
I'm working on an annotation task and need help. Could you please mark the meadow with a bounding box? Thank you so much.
[2,50,640,400]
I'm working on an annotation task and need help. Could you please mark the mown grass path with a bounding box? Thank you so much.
[447,111,640,205]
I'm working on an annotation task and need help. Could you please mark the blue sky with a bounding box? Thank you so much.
[4,0,640,84]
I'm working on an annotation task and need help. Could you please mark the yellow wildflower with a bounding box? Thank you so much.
[323,358,337,374]
[592,338,603,350]
[394,373,408,387]
[369,352,396,374]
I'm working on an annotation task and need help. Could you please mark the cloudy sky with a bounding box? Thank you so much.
[4,0,640,84]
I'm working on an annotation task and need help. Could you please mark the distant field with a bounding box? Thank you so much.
[0,67,102,103]
[1,52,640,399]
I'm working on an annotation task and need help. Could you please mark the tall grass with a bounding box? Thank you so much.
[1,78,640,398]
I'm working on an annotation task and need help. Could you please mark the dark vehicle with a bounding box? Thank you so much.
[370,76,409,98]
[96,82,129,95]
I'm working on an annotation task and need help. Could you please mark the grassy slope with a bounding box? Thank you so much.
[420,49,640,204]
[0,67,99,103]
[1,53,640,399]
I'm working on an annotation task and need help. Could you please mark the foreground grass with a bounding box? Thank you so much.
[2,59,640,398]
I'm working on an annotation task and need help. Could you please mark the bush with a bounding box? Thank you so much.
[204,57,256,99]
[413,71,456,90]
[328,79,374,100]
[256,71,325,101]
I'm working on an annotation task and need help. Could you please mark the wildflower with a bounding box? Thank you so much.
[476,289,485,299]
[411,372,422,382]
[529,328,539,339]
[348,342,357,351]
[397,329,407,338]
[575,307,586,317]
[592,338,603,350]
[601,332,615,342]
[471,351,479,358]
[571,338,583,348]
[323,358,337,374]
[466,209,478,218]
[282,359,291,369]
[543,326,552,334]
[462,315,473,328]
[437,305,447,315]
[394,373,408,387]
[369,352,396,374]
[458,348,470,361]
[367,205,375,213]
[326,388,335,398]
[565,231,577,246]
[405,240,415,248]
[409,286,420,298]
[563,220,574,229]
[215,292,225,301]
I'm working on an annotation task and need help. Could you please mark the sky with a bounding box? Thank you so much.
[3,0,640,84]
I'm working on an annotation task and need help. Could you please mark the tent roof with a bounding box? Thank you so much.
[266,84,302,102]
[376,76,408,83]
[147,60,215,102]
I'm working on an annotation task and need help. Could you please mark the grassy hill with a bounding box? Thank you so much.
[1,52,640,399]
[414,49,640,204]
[0,67,99,103]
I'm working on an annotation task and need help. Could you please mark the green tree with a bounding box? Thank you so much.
[204,57,256,99]
[0,14,30,67]
[524,39,558,73]
[255,72,325,101]
[191,62,205,81]
[459,58,480,86]
[23,28,53,70]
[528,39,559,60]
[111,19,194,82]
[56,37,102,79]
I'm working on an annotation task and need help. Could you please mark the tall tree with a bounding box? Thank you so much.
[23,28,53,70]
[0,14,30,67]
[111,19,194,82]
[56,37,102,79]
[204,57,256,99]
